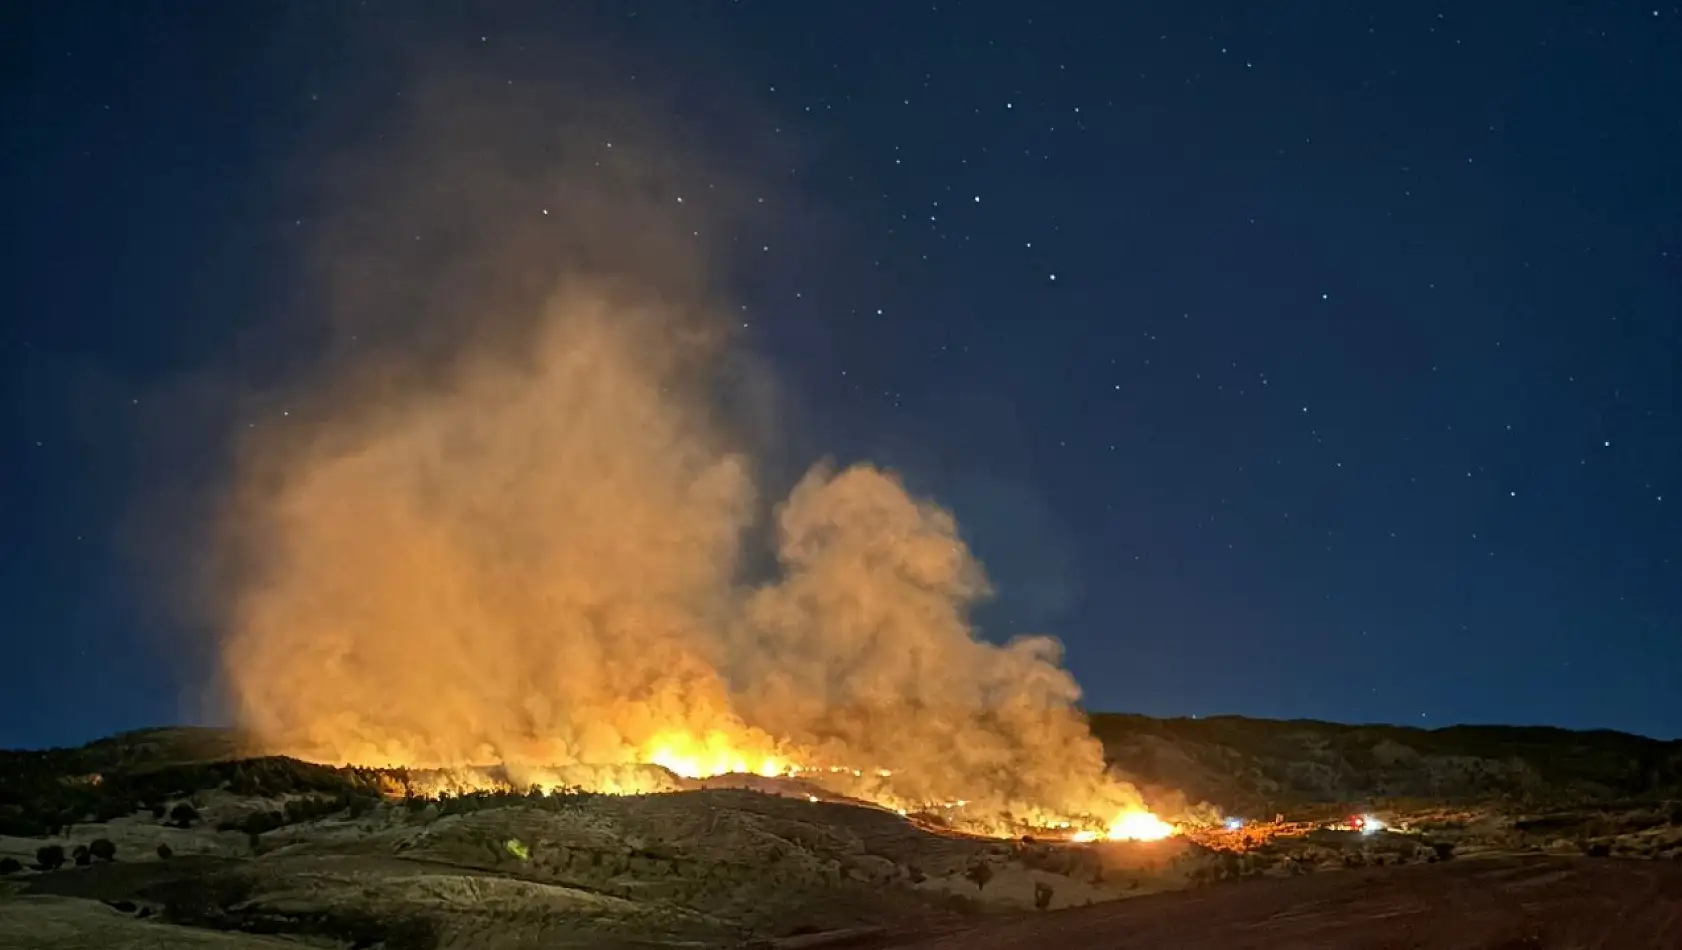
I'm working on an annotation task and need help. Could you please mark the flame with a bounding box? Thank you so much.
[626,731,1183,844]
[642,730,788,779]
[1106,810,1176,841]
[371,728,1178,845]
[1068,811,1176,843]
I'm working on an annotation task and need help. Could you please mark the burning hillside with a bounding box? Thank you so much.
[213,305,1181,841]
[377,742,1177,843]
[195,69,1183,848]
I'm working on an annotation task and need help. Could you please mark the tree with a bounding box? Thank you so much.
[89,838,116,862]
[36,844,65,870]
[169,802,200,828]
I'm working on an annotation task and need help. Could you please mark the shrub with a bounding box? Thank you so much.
[0,856,22,875]
[964,860,994,891]
[156,842,173,860]
[1033,880,1055,911]
[89,838,117,862]
[1433,841,1455,861]
[169,802,200,828]
[72,844,91,866]
[36,844,65,870]
[241,811,285,836]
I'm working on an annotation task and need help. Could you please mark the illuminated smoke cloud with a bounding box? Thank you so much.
[207,48,1155,832]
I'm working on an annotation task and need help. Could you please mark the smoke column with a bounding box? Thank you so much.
[209,51,1149,826]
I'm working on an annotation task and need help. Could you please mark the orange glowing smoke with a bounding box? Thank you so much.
[204,72,1183,846]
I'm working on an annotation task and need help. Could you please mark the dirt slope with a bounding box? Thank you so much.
[883,856,1682,950]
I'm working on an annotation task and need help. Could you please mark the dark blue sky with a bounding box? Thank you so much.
[4,2,1679,748]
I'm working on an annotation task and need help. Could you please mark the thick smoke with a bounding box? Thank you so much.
[212,57,1147,827]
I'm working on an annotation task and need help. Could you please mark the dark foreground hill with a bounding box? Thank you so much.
[2,716,1679,950]
[883,855,1682,950]
[1090,713,1682,815]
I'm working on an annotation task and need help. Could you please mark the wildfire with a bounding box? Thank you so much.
[1069,810,1178,843]
[633,731,1182,844]
[642,731,789,780]
[637,730,907,786]
[366,727,1178,846]
[1105,810,1177,841]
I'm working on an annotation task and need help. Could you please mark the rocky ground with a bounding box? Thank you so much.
[1,719,1678,949]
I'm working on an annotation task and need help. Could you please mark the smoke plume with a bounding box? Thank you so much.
[210,50,1148,828]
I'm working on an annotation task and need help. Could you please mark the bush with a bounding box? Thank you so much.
[241,811,285,836]
[0,856,22,875]
[1033,880,1055,911]
[89,838,116,862]
[964,860,994,891]
[72,844,91,866]
[169,802,200,828]
[36,844,65,870]
[156,842,173,860]
[1432,841,1455,861]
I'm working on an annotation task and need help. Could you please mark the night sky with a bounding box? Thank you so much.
[4,2,1679,749]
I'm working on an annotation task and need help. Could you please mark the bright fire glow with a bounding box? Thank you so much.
[501,730,1180,845]
[1067,810,1176,843]
[642,731,789,780]
[336,727,1180,845]
[1107,810,1176,841]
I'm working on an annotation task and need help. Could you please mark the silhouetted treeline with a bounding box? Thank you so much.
[0,748,388,837]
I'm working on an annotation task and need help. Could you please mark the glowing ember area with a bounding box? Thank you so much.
[1068,810,1178,843]
[378,737,1181,845]
[1106,810,1177,841]
[642,731,789,780]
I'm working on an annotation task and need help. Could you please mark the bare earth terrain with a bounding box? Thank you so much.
[884,856,1682,950]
